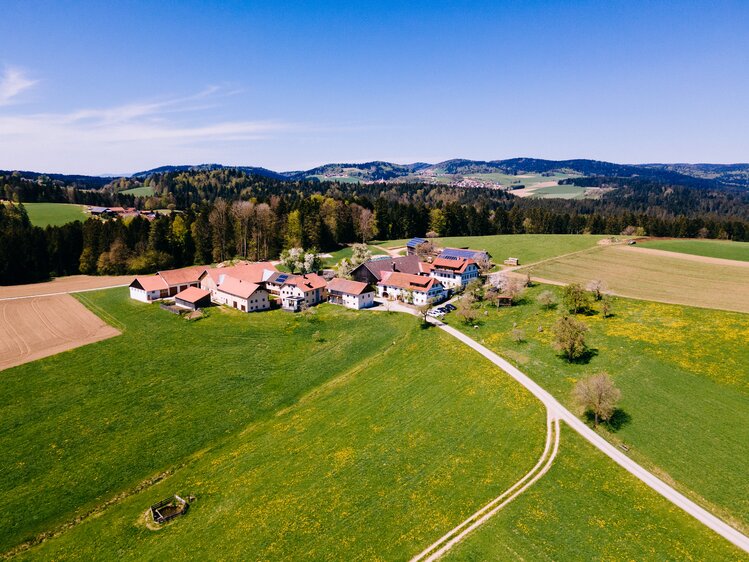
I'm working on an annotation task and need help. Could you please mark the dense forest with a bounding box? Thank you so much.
[1,168,748,285]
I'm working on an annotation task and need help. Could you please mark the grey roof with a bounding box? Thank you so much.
[352,255,424,281]
[439,248,491,260]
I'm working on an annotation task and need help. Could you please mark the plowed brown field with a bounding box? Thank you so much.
[0,294,120,371]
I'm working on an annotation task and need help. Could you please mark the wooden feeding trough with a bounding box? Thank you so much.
[150,495,189,524]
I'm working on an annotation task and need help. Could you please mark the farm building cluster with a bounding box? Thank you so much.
[128,239,492,314]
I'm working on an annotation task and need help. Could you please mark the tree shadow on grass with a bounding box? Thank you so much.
[561,347,599,365]
[585,408,632,432]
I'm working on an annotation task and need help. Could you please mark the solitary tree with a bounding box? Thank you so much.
[587,279,607,301]
[456,294,478,324]
[537,290,556,309]
[350,243,372,266]
[511,327,526,343]
[601,294,613,318]
[552,315,589,361]
[418,303,431,326]
[573,373,621,427]
[562,283,590,314]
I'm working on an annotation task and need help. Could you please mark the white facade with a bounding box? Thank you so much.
[328,290,375,310]
[430,264,479,289]
[214,288,270,313]
[376,283,444,306]
[280,285,324,311]
[129,286,163,303]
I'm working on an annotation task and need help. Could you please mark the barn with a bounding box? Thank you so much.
[174,287,211,310]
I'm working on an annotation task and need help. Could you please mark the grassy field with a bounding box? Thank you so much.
[21,202,88,226]
[446,284,749,531]
[448,425,744,561]
[376,234,609,265]
[321,244,388,267]
[528,183,587,199]
[120,185,155,197]
[523,244,749,313]
[1,288,546,557]
[641,238,749,262]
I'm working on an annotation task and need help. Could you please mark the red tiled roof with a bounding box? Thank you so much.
[174,286,210,304]
[379,271,441,292]
[130,275,168,292]
[285,273,327,292]
[432,257,476,273]
[201,262,277,284]
[217,276,264,299]
[158,265,207,286]
[327,277,373,295]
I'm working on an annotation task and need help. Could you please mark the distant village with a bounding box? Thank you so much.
[128,238,493,315]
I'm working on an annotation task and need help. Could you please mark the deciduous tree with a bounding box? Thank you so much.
[573,373,621,427]
[552,315,589,361]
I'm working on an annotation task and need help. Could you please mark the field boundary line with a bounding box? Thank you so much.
[73,292,127,332]
[430,318,749,554]
[0,283,129,302]
[411,413,559,562]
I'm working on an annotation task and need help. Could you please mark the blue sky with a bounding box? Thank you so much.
[1,0,747,174]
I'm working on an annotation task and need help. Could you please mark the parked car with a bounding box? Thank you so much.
[444,303,456,311]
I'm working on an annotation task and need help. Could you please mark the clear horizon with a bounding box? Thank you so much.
[1,0,748,175]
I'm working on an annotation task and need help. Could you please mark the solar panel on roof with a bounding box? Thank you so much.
[276,274,289,283]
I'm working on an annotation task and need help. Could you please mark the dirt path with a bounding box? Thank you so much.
[0,294,120,371]
[429,319,749,554]
[411,413,560,561]
[0,275,132,300]
[620,245,749,268]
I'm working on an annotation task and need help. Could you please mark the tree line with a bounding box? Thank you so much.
[1,169,748,285]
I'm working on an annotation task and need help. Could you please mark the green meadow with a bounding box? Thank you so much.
[528,183,588,199]
[377,234,608,265]
[20,202,88,227]
[642,238,749,262]
[448,426,744,561]
[321,244,388,267]
[121,185,155,197]
[1,288,546,557]
[447,284,749,531]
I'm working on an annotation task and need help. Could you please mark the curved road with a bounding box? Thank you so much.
[431,318,749,554]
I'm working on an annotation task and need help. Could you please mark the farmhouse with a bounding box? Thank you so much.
[351,255,427,285]
[214,276,270,312]
[129,266,204,303]
[429,257,479,289]
[199,262,276,299]
[174,287,211,310]
[280,273,327,312]
[377,271,446,305]
[327,278,375,309]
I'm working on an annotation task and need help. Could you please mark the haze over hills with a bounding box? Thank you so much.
[127,158,749,189]
[4,158,749,191]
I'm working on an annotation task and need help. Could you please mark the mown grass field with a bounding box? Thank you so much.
[528,183,587,199]
[446,284,749,532]
[120,185,155,197]
[376,234,608,265]
[21,202,88,226]
[523,244,749,313]
[448,425,744,561]
[641,238,749,262]
[321,244,388,267]
[1,288,547,557]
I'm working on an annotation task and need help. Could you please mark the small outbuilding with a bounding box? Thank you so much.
[174,287,211,310]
